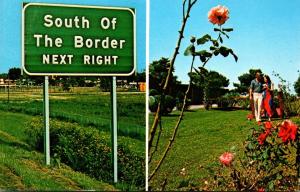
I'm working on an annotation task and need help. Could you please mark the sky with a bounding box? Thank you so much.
[150,0,300,92]
[0,0,146,73]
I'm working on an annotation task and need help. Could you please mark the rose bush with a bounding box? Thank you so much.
[214,119,299,191]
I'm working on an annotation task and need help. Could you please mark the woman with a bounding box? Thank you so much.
[262,75,274,121]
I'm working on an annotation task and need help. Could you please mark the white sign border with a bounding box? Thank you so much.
[22,2,136,76]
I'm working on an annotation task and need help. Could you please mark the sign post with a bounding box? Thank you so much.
[111,76,118,183]
[43,76,50,165]
[22,2,135,182]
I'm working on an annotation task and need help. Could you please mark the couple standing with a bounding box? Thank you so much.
[249,72,274,122]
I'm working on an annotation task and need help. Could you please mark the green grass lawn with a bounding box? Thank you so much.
[149,109,298,190]
[0,91,145,140]
[0,111,116,190]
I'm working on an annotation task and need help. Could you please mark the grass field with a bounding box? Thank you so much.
[149,109,298,190]
[0,89,145,140]
[0,88,145,190]
[0,111,116,190]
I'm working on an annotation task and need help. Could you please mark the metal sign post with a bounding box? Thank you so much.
[43,76,50,165]
[111,76,118,183]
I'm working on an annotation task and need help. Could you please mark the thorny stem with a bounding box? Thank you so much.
[149,56,196,181]
[148,114,163,163]
[148,0,198,153]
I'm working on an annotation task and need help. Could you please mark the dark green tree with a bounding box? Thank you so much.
[149,57,181,97]
[189,69,229,102]
[149,58,182,114]
[233,69,262,93]
[8,67,21,81]
[0,73,8,79]
[99,77,111,92]
[294,73,300,96]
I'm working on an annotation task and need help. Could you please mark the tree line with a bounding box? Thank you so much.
[0,67,146,91]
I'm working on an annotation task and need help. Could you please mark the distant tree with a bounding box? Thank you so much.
[8,67,21,81]
[136,71,146,82]
[189,69,229,101]
[99,77,111,92]
[294,74,300,96]
[233,69,262,94]
[149,58,182,114]
[149,57,181,97]
[0,73,8,79]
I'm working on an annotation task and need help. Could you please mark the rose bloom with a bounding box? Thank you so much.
[208,5,229,25]
[278,120,298,143]
[264,121,273,129]
[247,114,254,120]
[219,152,234,166]
[257,130,270,145]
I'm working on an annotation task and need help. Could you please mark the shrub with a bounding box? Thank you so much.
[148,95,176,115]
[213,119,299,191]
[25,118,145,189]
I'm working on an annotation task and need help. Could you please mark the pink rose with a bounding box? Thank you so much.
[219,152,234,166]
[208,5,229,25]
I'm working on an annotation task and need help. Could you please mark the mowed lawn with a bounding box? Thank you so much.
[0,111,116,190]
[149,109,268,190]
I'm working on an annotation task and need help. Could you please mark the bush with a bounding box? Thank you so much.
[214,120,299,191]
[25,118,145,189]
[149,96,158,112]
[148,95,176,115]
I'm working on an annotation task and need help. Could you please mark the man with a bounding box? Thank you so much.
[249,72,263,122]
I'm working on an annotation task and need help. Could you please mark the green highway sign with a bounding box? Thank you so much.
[22,3,136,76]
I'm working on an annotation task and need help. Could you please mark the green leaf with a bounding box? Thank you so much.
[276,173,283,180]
[268,181,274,190]
[219,36,223,43]
[214,28,221,32]
[195,50,212,57]
[197,34,211,45]
[248,143,254,149]
[212,40,219,47]
[221,31,229,39]
[263,149,269,159]
[190,36,196,43]
[229,49,238,62]
[219,46,230,57]
[210,46,216,51]
[213,49,219,56]
[199,55,206,62]
[184,44,195,56]
[222,28,233,32]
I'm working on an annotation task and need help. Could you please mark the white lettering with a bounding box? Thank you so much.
[33,34,43,47]
[43,14,90,29]
[100,17,110,29]
[44,15,53,27]
[83,55,119,65]
[74,36,83,48]
[42,54,73,64]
